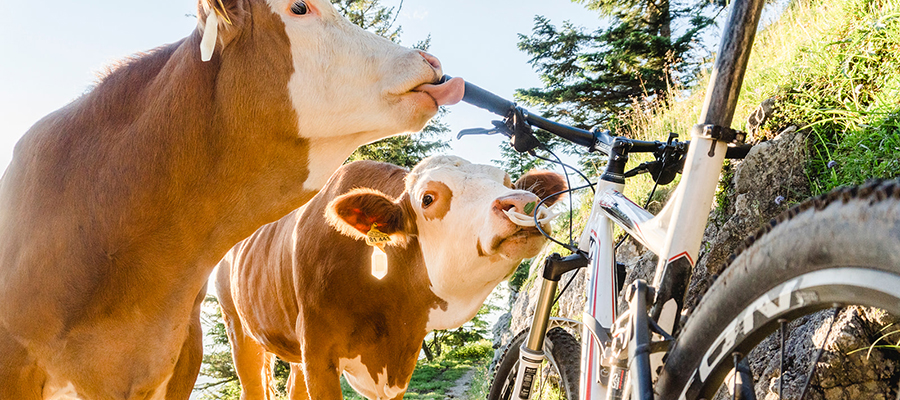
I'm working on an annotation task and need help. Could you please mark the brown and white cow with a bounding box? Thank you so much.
[215,155,566,399]
[0,0,464,398]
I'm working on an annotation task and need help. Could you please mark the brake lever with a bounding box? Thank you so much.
[456,120,512,139]
[624,162,653,178]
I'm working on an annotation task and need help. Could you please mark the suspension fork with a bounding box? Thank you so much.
[514,252,589,399]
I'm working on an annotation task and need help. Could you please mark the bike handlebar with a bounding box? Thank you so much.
[451,75,751,159]
[460,78,613,151]
[458,79,516,117]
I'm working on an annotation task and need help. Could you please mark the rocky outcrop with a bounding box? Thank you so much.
[492,99,900,398]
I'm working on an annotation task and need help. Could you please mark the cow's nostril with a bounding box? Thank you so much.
[418,51,441,70]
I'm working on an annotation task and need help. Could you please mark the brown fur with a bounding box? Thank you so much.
[0,0,442,398]
[0,4,304,396]
[513,170,569,205]
[420,181,453,221]
[218,161,438,399]
[216,160,567,400]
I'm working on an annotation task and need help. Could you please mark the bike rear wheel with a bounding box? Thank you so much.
[657,180,900,400]
[489,327,581,400]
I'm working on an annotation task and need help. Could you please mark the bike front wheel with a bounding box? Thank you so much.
[489,327,581,400]
[657,180,900,399]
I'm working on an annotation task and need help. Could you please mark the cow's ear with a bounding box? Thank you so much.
[326,188,412,245]
[197,0,246,61]
[514,170,568,206]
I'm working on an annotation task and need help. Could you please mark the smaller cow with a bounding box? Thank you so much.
[216,155,566,399]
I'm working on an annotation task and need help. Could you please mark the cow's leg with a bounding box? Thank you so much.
[300,349,343,400]
[216,261,276,400]
[224,313,275,399]
[287,362,310,400]
[230,332,274,400]
[219,299,274,398]
[164,285,207,400]
[0,325,44,400]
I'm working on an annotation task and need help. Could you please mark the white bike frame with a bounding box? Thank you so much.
[575,134,726,399]
[511,0,766,397]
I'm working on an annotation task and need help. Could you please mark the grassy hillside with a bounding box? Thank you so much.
[619,0,900,196]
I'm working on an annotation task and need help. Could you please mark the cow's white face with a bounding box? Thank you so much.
[404,156,551,297]
[326,156,566,329]
[198,0,464,190]
[263,0,461,140]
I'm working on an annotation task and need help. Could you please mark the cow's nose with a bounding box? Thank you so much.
[418,51,442,72]
[493,192,541,216]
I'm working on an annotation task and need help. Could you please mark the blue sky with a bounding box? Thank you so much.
[0,0,605,173]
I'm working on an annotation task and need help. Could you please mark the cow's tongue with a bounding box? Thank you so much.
[414,77,465,106]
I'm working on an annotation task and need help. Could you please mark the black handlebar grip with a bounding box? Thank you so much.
[443,76,515,116]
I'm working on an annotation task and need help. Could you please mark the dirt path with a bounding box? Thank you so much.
[444,367,477,398]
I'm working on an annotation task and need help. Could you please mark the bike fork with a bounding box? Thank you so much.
[514,253,588,399]
[514,277,558,399]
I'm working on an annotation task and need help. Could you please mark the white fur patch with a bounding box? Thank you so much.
[43,382,80,400]
[425,285,497,331]
[340,356,408,400]
[302,137,360,191]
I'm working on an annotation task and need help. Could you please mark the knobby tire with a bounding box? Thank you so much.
[656,180,900,399]
[489,327,581,400]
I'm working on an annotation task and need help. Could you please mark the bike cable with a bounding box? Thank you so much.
[613,134,679,251]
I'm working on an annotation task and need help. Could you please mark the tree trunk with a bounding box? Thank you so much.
[421,339,433,362]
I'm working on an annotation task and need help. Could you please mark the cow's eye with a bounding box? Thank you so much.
[290,1,308,15]
[422,194,435,208]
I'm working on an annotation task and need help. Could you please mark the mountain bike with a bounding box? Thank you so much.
[446,0,900,398]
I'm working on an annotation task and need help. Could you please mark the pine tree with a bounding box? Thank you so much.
[496,0,722,178]
[515,0,721,130]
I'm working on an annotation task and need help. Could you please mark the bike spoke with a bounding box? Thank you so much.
[729,352,758,400]
[732,353,741,400]
[779,319,788,400]
[798,308,841,399]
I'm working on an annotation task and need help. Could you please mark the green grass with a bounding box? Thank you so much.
[463,361,493,400]
[738,0,900,194]
[611,0,900,205]
[339,340,494,399]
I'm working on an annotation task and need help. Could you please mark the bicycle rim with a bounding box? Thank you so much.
[657,180,900,400]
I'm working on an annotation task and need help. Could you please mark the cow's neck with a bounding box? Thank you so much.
[103,36,315,291]
[424,257,517,331]
[5,33,321,334]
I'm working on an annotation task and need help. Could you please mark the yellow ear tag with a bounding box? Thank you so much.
[366,224,391,280]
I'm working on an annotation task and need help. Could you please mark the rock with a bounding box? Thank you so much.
[686,124,807,312]
[492,312,512,350]
[747,97,776,141]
